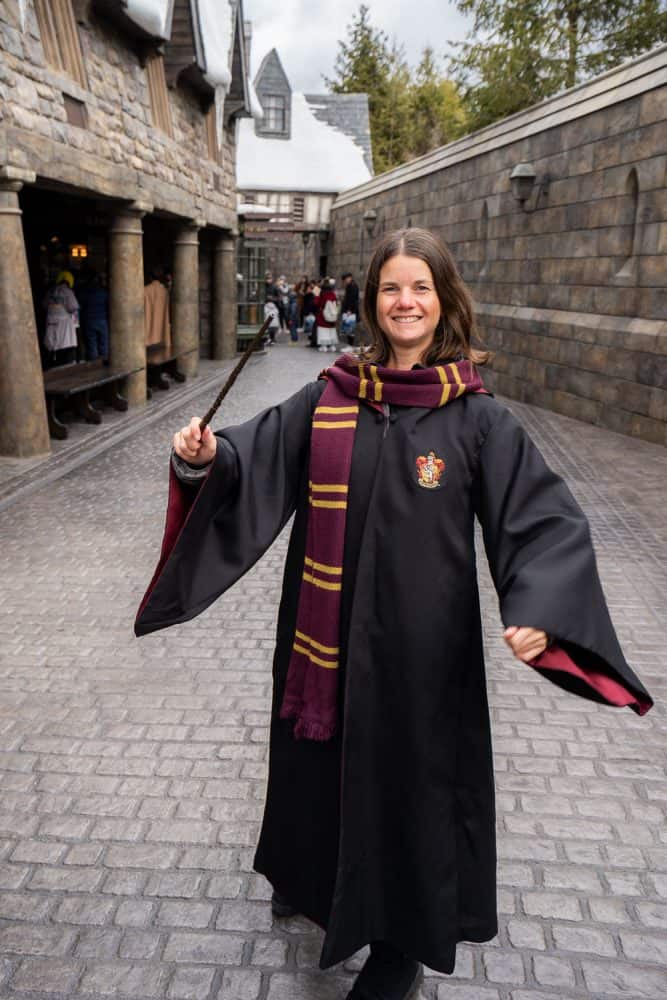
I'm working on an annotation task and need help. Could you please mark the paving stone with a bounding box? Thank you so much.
[551,923,618,956]
[506,919,546,951]
[10,957,80,994]
[114,898,155,927]
[156,901,215,928]
[75,927,123,959]
[167,965,216,1000]
[217,967,262,999]
[250,937,289,966]
[163,932,245,965]
[532,954,577,987]
[482,949,526,983]
[581,959,667,997]
[119,930,162,959]
[54,894,116,926]
[78,961,168,997]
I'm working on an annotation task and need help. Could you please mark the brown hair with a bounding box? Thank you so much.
[360,227,489,367]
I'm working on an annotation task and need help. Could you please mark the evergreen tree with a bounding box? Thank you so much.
[409,47,467,157]
[450,0,667,132]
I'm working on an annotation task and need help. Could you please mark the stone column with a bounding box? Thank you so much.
[172,221,202,377]
[0,167,51,458]
[212,232,237,359]
[109,202,151,407]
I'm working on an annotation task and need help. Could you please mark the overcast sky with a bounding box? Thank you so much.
[242,0,472,92]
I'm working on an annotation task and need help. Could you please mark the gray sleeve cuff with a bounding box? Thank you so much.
[170,449,212,484]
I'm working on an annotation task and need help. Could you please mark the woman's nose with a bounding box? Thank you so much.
[397,287,414,308]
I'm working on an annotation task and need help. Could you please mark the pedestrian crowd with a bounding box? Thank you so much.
[263,270,360,352]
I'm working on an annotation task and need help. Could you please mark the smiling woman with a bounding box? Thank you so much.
[362,227,489,370]
[137,226,652,1000]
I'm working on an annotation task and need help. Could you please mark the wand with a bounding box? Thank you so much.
[199,316,272,431]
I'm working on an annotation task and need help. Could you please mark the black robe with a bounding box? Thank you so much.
[135,381,652,974]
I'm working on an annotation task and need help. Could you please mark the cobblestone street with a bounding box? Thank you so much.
[0,343,665,1000]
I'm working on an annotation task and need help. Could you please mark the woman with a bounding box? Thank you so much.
[314,276,339,352]
[43,270,79,367]
[136,228,652,1000]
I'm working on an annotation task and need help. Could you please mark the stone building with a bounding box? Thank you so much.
[0,0,254,458]
[330,46,667,445]
[236,47,372,325]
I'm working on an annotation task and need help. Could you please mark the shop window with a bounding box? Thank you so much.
[34,0,87,89]
[146,52,173,138]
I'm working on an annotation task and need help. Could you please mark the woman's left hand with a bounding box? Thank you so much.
[504,626,549,663]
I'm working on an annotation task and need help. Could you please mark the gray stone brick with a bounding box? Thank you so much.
[251,937,289,966]
[436,986,501,1000]
[266,973,353,1000]
[119,930,162,959]
[582,959,667,997]
[147,819,217,845]
[168,965,217,1000]
[532,954,576,987]
[104,843,179,868]
[28,865,103,892]
[0,924,76,956]
[10,839,65,864]
[54,894,116,925]
[75,927,123,958]
[506,919,546,950]
[552,924,617,956]
[482,950,525,983]
[0,862,28,889]
[79,961,168,997]
[163,932,245,965]
[217,968,263,999]
[10,957,80,994]
[522,891,583,921]
[207,873,244,899]
[215,899,272,932]
[157,901,215,928]
[114,898,155,927]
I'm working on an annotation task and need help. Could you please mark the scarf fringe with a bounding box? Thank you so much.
[280,704,335,742]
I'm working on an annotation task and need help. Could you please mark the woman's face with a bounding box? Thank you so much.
[376,254,441,361]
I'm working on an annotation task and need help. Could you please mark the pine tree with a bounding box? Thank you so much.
[450,0,667,132]
[325,6,413,173]
[409,48,467,157]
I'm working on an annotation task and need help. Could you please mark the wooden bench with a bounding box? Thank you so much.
[236,325,267,354]
[146,343,196,391]
[43,360,141,440]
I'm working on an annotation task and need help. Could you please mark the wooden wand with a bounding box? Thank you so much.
[199,316,272,432]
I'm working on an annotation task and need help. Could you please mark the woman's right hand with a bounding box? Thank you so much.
[173,417,217,466]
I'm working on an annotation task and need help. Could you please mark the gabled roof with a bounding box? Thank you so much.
[254,48,291,95]
[237,90,373,193]
[304,93,373,174]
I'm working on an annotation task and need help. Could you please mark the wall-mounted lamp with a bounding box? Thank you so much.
[363,208,378,238]
[510,162,550,211]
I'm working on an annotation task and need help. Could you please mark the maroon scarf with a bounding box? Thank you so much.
[279,355,486,740]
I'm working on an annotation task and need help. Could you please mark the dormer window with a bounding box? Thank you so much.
[262,95,286,132]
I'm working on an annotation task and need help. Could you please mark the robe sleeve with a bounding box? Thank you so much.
[474,406,653,716]
[134,381,323,637]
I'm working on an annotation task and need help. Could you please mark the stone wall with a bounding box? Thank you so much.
[0,0,237,228]
[329,47,667,445]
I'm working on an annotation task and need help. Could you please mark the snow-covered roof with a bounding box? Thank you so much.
[123,0,171,38]
[237,92,372,193]
[198,0,232,90]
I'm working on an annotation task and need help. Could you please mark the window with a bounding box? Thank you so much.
[63,94,87,128]
[262,95,286,132]
[34,0,87,89]
[293,196,304,223]
[146,52,173,138]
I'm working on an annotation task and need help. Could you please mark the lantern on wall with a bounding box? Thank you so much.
[69,244,88,259]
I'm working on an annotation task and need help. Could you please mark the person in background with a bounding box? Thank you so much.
[303,280,318,347]
[314,277,339,353]
[287,284,300,345]
[144,268,171,349]
[79,271,110,362]
[263,298,280,345]
[277,274,290,332]
[43,270,79,368]
[340,271,360,347]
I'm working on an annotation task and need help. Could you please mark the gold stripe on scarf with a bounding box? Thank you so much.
[369,365,382,402]
[312,420,357,429]
[309,483,349,493]
[293,643,338,669]
[436,366,452,406]
[358,363,368,400]
[450,361,466,397]
[295,629,340,654]
[309,499,348,509]
[304,557,343,576]
[302,571,342,592]
[315,406,359,414]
